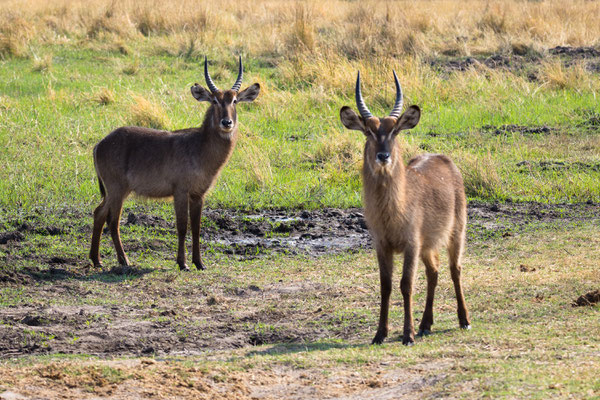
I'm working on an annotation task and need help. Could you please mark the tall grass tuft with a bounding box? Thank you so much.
[540,61,599,91]
[92,88,116,105]
[239,140,273,190]
[457,151,501,199]
[32,54,53,72]
[286,2,315,53]
[122,58,140,75]
[129,95,170,130]
[0,14,35,58]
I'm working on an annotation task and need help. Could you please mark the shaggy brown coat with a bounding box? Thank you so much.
[89,83,260,270]
[340,105,470,345]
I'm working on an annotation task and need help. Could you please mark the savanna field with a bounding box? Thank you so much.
[0,0,599,398]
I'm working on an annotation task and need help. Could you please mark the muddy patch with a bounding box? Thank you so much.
[482,124,554,136]
[516,160,600,173]
[127,208,371,258]
[429,46,600,76]
[572,290,600,307]
[0,231,24,245]
[116,203,600,259]
[549,46,600,59]
[428,54,534,74]
[1,203,598,268]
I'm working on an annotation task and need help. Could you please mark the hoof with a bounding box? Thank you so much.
[178,263,190,272]
[371,332,386,345]
[194,261,206,271]
[416,329,431,337]
[460,324,471,330]
[402,334,415,346]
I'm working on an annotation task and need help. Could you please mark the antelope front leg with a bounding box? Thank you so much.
[372,246,394,345]
[189,194,205,270]
[400,247,419,345]
[173,192,189,271]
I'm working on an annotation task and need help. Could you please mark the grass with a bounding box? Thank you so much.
[0,1,599,210]
[0,49,598,210]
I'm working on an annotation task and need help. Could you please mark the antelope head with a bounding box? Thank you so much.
[340,71,421,174]
[191,56,260,139]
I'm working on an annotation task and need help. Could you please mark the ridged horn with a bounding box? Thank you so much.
[231,56,243,92]
[355,71,373,120]
[204,56,219,93]
[389,70,404,119]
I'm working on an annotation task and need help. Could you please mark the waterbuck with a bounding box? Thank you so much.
[89,56,260,271]
[339,71,470,345]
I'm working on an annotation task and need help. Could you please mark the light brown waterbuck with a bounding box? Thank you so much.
[89,56,260,271]
[339,71,471,345]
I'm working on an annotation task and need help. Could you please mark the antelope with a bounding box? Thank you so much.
[339,71,470,345]
[89,56,260,271]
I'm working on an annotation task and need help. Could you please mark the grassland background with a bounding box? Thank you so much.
[1,0,599,211]
[0,1,599,398]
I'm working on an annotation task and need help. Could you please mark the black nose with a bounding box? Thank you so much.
[221,118,233,128]
[377,152,390,163]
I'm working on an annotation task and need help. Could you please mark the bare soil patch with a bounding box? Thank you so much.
[0,359,448,400]
[429,46,600,76]
[0,202,598,359]
[0,278,365,358]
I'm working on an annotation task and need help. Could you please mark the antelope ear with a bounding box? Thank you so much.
[394,105,421,132]
[237,83,260,102]
[191,84,212,102]
[340,106,366,133]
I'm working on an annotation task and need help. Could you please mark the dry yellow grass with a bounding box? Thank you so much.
[129,95,170,130]
[541,60,600,91]
[238,139,274,189]
[31,53,52,72]
[92,87,116,105]
[2,0,598,106]
[455,150,502,198]
[1,0,599,61]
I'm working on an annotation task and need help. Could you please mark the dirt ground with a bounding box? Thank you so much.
[0,357,451,400]
[0,202,598,360]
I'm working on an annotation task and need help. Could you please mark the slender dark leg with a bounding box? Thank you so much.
[418,250,439,337]
[107,197,129,266]
[90,199,108,267]
[173,191,189,271]
[189,194,205,270]
[400,246,419,345]
[449,234,471,329]
[372,245,394,345]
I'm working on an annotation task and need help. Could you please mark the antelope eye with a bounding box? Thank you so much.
[212,99,218,105]
[233,99,237,104]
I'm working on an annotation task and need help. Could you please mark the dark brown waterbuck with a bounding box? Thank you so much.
[89,57,260,271]
[340,71,470,345]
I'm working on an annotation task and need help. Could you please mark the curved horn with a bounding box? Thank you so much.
[231,55,243,92]
[388,70,404,119]
[204,56,219,93]
[355,71,373,120]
